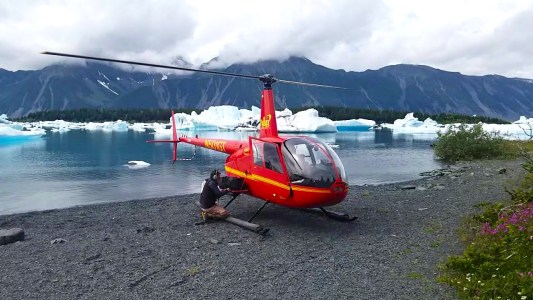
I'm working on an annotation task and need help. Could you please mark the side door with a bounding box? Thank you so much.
[249,137,291,202]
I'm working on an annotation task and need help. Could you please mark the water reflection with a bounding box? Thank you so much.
[0,130,443,215]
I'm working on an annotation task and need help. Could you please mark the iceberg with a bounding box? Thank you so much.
[0,114,11,124]
[169,106,259,131]
[1,106,353,135]
[0,124,46,143]
[173,112,214,131]
[377,113,533,140]
[84,120,129,131]
[513,116,533,124]
[482,116,533,140]
[40,120,82,132]
[153,106,339,136]
[334,119,376,131]
[129,123,147,132]
[0,112,46,140]
[379,113,444,134]
[277,108,337,133]
[4,107,529,138]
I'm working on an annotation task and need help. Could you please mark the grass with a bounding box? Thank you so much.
[429,240,443,249]
[187,266,201,276]
[407,272,425,280]
[424,221,443,234]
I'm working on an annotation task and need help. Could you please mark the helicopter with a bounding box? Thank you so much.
[42,51,356,234]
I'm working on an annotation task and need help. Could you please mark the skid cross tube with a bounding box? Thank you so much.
[224,193,239,208]
[248,201,269,223]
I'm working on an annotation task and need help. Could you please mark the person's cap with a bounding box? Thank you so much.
[210,169,221,179]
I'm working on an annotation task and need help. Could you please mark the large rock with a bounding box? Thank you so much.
[0,228,25,245]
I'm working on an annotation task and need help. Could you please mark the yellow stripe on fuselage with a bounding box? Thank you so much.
[291,186,331,193]
[225,166,331,194]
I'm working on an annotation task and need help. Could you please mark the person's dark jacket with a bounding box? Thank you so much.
[199,178,230,209]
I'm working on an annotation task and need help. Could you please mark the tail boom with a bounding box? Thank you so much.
[178,137,246,155]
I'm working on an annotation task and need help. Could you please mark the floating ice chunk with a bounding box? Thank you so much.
[128,160,150,166]
[50,127,70,133]
[125,160,151,169]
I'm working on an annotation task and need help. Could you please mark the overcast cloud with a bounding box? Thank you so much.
[1,0,532,78]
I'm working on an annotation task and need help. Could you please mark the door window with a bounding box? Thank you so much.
[252,140,283,173]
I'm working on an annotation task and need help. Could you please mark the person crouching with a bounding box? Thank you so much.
[199,169,231,218]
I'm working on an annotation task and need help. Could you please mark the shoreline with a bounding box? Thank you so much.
[0,159,526,299]
[0,175,438,218]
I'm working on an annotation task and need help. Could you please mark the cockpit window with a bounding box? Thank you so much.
[282,137,346,188]
[321,141,348,183]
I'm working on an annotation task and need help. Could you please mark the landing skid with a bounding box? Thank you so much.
[195,194,356,235]
[195,199,270,235]
[302,207,358,222]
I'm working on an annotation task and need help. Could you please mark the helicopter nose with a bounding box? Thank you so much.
[330,181,348,197]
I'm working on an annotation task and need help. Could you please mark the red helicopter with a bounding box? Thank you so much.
[42,51,356,234]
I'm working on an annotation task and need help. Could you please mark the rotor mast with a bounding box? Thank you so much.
[258,74,279,138]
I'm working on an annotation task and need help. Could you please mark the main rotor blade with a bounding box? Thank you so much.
[276,78,347,89]
[41,51,259,80]
[42,51,349,89]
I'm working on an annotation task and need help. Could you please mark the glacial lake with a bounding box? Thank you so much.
[0,130,443,215]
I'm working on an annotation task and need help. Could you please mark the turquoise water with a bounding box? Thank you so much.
[0,130,442,215]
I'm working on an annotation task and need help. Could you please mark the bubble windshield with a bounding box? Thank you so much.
[281,137,347,188]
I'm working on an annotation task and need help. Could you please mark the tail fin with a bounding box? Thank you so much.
[146,111,181,163]
[259,87,279,138]
[171,111,178,163]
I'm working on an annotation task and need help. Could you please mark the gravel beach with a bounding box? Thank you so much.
[0,159,527,300]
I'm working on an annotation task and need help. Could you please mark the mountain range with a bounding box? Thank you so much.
[1,57,532,121]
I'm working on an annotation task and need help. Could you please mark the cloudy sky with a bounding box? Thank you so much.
[1,0,532,78]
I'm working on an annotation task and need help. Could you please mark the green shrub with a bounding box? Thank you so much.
[433,124,508,162]
[505,145,533,204]
[439,202,533,299]
[439,144,533,299]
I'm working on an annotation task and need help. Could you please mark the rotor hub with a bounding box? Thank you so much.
[259,74,276,89]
